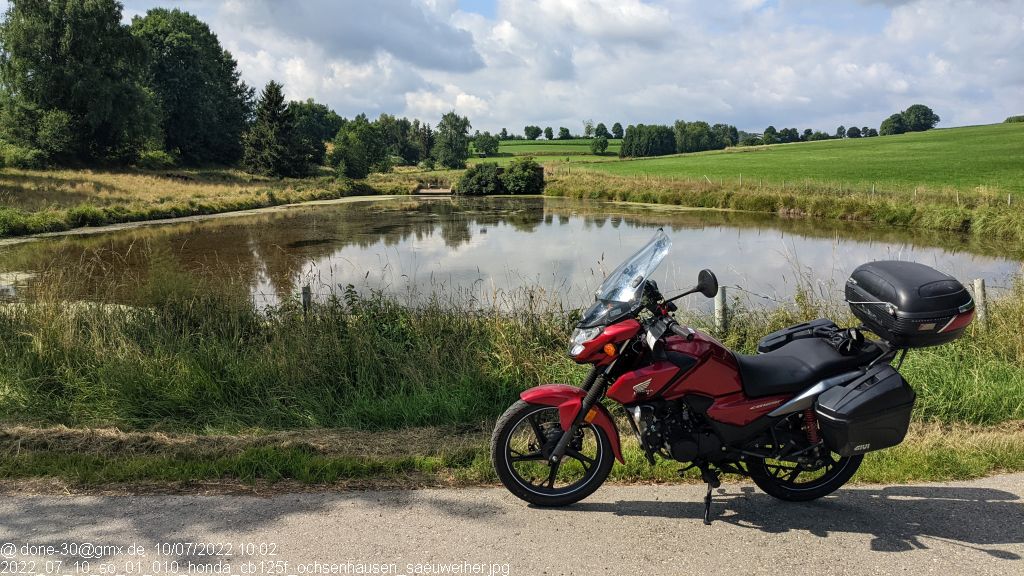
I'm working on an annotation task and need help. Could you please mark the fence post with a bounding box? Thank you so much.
[715,286,727,334]
[973,278,987,327]
[302,285,311,314]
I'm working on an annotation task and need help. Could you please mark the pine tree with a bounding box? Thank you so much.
[243,81,309,177]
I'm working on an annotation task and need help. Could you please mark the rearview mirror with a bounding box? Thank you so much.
[697,269,718,298]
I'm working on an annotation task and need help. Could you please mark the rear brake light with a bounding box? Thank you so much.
[938,309,975,333]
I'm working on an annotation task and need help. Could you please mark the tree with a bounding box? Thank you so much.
[499,127,509,140]
[0,0,160,163]
[902,104,940,131]
[557,127,571,140]
[762,126,779,145]
[243,80,311,177]
[861,126,870,137]
[410,119,434,164]
[582,119,594,138]
[500,157,544,195]
[711,123,739,148]
[290,98,344,166]
[867,128,879,137]
[846,126,862,138]
[433,111,471,168]
[611,122,623,139]
[1005,115,1024,123]
[590,135,608,154]
[131,8,252,164]
[675,120,713,153]
[802,128,813,141]
[456,162,503,196]
[879,113,907,136]
[836,125,846,138]
[524,125,542,140]
[621,124,674,158]
[329,113,389,178]
[474,131,499,156]
[594,122,609,138]
[544,126,554,140]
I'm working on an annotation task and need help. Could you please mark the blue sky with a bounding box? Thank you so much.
[2,0,1021,133]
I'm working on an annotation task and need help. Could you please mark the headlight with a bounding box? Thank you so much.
[568,326,603,356]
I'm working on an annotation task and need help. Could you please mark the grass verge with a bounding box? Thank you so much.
[2,259,1024,488]
[2,422,1021,492]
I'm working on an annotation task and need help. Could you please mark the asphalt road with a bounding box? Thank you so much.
[2,474,1022,576]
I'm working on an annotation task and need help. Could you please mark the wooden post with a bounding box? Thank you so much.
[714,286,727,333]
[302,285,311,314]
[973,278,987,327]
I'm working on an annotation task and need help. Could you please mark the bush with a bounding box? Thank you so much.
[1005,115,1024,123]
[590,136,609,154]
[474,132,499,156]
[135,149,177,169]
[500,157,544,195]
[417,158,435,171]
[0,141,45,168]
[456,162,503,196]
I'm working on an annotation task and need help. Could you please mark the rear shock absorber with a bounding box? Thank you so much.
[803,408,820,445]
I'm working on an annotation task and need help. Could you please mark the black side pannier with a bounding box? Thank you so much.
[845,261,974,348]
[815,364,915,456]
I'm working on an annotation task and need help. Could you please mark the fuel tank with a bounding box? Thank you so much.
[605,329,792,426]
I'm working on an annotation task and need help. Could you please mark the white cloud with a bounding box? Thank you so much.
[111,0,1024,131]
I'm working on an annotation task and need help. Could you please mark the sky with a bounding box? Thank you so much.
[3,0,1023,133]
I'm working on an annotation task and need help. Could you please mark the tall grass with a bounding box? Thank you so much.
[546,169,1024,242]
[1,256,1022,433]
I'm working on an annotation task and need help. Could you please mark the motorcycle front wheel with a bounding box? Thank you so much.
[490,400,614,507]
[747,451,863,502]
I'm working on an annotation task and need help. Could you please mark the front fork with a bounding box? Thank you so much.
[548,365,607,465]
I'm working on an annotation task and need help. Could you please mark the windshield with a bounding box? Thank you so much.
[578,229,672,328]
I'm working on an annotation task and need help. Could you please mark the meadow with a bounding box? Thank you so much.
[583,123,1024,194]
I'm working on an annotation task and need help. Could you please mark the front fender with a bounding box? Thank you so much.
[520,384,624,463]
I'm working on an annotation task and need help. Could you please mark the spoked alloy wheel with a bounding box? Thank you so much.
[491,400,613,506]
[747,451,863,502]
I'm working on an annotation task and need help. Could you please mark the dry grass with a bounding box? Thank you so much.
[0,166,462,237]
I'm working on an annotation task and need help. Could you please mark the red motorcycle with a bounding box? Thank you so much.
[491,230,974,523]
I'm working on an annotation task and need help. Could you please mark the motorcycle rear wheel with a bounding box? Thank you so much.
[747,452,863,502]
[491,400,614,507]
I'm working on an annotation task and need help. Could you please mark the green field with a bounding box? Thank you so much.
[496,138,622,155]
[582,124,1024,194]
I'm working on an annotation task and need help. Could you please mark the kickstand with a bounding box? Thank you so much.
[699,465,721,526]
[703,484,713,525]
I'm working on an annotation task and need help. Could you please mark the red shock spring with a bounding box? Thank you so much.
[804,408,820,444]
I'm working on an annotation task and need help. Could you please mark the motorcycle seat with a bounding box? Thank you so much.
[735,338,879,398]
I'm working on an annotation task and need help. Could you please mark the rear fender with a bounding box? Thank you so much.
[520,384,624,463]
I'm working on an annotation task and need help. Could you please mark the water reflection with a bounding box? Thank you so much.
[0,197,1019,309]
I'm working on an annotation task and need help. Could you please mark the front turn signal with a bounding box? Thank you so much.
[603,343,617,357]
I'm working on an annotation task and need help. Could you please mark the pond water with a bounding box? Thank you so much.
[0,196,1019,310]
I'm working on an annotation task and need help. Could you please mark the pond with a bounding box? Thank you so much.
[0,196,1019,310]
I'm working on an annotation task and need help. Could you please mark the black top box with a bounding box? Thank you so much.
[845,261,974,348]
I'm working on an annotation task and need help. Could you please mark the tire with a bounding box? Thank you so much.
[491,400,614,507]
[747,452,863,502]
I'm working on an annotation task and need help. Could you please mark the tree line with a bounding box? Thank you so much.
[0,0,473,177]
[618,104,941,158]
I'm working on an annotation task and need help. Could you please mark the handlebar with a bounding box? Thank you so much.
[668,321,695,341]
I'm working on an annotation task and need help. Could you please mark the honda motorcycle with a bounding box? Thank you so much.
[491,229,974,523]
